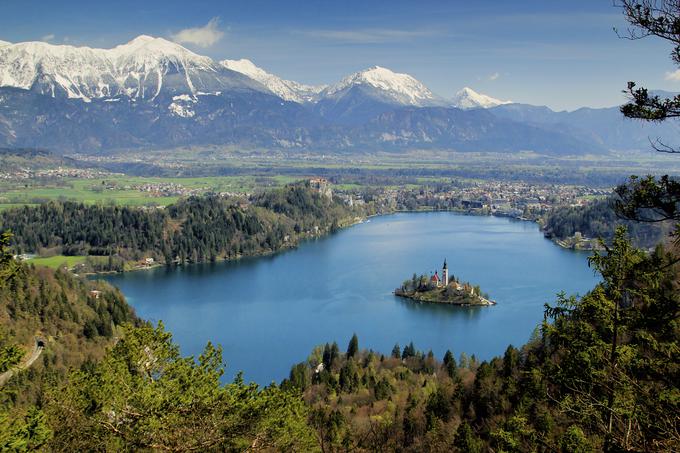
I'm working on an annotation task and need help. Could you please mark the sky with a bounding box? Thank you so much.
[1,0,679,110]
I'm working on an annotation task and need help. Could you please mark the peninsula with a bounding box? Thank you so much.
[394,259,496,306]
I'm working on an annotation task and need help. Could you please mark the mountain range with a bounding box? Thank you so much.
[0,35,677,155]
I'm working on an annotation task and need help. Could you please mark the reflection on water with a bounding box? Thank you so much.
[393,295,486,320]
[105,212,600,385]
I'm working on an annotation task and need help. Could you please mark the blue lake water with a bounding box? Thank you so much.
[103,212,600,385]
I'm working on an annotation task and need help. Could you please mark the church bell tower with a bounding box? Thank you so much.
[442,259,449,286]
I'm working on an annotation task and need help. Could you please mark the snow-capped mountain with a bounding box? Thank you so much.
[0,35,669,155]
[451,87,511,109]
[220,58,326,103]
[322,66,439,106]
[0,35,265,101]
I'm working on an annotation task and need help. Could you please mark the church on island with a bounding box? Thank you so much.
[428,259,481,298]
[394,258,494,306]
[429,259,449,287]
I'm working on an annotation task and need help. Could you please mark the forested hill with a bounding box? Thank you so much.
[0,232,316,451]
[0,230,138,448]
[542,198,673,249]
[0,182,358,270]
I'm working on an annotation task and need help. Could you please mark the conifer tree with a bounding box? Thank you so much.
[391,343,401,359]
[614,1,680,241]
[347,333,359,358]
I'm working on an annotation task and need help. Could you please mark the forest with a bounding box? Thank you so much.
[542,198,673,249]
[0,230,317,451]
[0,182,358,270]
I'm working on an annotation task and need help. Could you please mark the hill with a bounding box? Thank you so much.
[0,183,359,270]
[542,198,674,249]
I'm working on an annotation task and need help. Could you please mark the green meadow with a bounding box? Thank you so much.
[26,255,89,269]
[0,175,301,209]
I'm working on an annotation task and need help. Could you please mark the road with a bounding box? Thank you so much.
[0,338,44,387]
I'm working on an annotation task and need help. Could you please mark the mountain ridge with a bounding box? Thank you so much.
[220,58,326,103]
[452,87,511,109]
[0,35,267,101]
[0,35,676,155]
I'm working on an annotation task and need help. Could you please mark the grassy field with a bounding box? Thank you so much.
[0,173,447,210]
[26,255,110,270]
[26,255,89,269]
[0,175,303,210]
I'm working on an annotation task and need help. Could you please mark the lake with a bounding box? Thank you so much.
[104,212,600,385]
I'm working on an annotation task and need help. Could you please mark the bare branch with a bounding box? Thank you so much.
[649,137,680,153]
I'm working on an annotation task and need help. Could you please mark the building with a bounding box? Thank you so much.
[308,177,333,200]
[430,271,441,287]
[429,259,451,288]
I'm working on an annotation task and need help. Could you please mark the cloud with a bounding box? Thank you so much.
[171,17,224,48]
[41,34,55,42]
[488,72,500,81]
[297,28,440,44]
[664,69,680,81]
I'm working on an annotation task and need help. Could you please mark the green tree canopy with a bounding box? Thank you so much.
[46,322,317,452]
[615,1,680,241]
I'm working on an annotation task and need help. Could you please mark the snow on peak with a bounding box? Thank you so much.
[0,40,11,47]
[127,35,156,44]
[452,87,511,109]
[325,65,437,106]
[221,59,267,79]
[0,35,238,101]
[112,35,206,60]
[220,58,326,103]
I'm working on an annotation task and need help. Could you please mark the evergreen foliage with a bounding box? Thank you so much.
[615,1,680,242]
[543,197,672,248]
[346,333,359,358]
[46,322,317,451]
[289,230,679,451]
[0,183,356,268]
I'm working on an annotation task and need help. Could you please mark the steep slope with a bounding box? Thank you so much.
[0,35,266,101]
[220,58,326,103]
[451,87,511,109]
[323,66,438,106]
[0,263,137,407]
[314,66,443,124]
[0,85,320,152]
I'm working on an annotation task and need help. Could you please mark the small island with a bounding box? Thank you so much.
[394,259,496,306]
